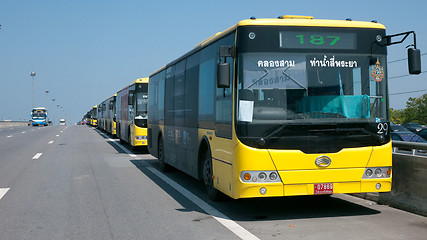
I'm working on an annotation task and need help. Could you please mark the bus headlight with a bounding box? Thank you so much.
[366,169,373,177]
[363,167,391,179]
[240,171,281,183]
[375,168,382,177]
[135,136,147,140]
[258,172,267,181]
[269,172,278,181]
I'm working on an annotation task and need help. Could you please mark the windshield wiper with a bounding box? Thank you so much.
[257,123,290,146]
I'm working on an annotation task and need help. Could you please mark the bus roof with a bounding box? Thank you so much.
[117,77,149,94]
[150,16,385,77]
[197,15,385,48]
[134,77,149,84]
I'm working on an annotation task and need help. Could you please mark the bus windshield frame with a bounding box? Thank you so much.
[134,82,148,128]
[235,26,389,153]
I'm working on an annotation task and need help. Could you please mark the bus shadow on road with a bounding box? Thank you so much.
[130,159,380,221]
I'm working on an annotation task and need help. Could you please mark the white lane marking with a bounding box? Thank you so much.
[0,188,10,200]
[7,135,13,138]
[56,135,59,137]
[98,130,258,240]
[48,141,54,144]
[147,167,260,240]
[98,131,137,158]
[60,131,63,133]
[22,131,26,134]
[32,153,43,159]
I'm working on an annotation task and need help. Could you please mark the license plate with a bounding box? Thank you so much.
[314,183,333,195]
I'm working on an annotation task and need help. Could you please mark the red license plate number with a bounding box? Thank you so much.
[314,183,333,195]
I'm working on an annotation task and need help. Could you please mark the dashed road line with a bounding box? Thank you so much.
[99,130,259,240]
[97,131,137,158]
[7,135,13,138]
[32,153,43,159]
[0,188,10,200]
[56,135,59,137]
[21,131,26,134]
[48,141,54,144]
[147,167,260,240]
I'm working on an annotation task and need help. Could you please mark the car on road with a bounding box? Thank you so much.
[391,131,426,142]
[390,123,409,132]
[416,128,427,140]
[392,131,427,152]
[401,122,424,133]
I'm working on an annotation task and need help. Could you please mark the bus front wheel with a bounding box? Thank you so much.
[202,149,220,201]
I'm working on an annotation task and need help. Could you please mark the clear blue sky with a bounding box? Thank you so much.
[1,0,426,124]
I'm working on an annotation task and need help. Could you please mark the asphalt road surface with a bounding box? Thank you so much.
[0,125,426,240]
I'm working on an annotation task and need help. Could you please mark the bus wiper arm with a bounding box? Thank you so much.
[257,123,290,146]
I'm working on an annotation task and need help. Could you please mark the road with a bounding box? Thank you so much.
[0,125,426,240]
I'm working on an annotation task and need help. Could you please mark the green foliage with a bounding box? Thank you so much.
[390,94,427,125]
[389,108,404,124]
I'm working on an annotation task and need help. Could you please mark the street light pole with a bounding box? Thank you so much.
[30,72,36,108]
[51,98,56,125]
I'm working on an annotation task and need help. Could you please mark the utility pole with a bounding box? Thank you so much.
[31,72,36,108]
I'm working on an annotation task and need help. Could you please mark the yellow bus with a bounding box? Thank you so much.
[90,105,98,127]
[97,100,106,131]
[148,15,421,200]
[116,78,149,149]
[105,93,117,136]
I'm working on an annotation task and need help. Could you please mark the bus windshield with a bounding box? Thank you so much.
[135,92,148,120]
[134,83,148,128]
[236,27,389,153]
[32,112,47,119]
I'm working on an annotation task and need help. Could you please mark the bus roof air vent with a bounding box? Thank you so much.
[281,15,314,19]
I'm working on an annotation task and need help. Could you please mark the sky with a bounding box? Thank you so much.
[1,0,426,124]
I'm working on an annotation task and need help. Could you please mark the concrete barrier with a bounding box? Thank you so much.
[0,121,28,128]
[378,153,427,217]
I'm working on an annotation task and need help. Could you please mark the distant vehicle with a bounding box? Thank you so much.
[416,128,427,140]
[401,122,424,133]
[31,107,49,126]
[59,119,66,125]
[28,120,32,126]
[116,78,148,149]
[391,131,426,142]
[390,123,409,132]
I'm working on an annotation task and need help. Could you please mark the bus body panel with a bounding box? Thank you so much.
[112,121,117,136]
[130,124,148,146]
[198,128,234,196]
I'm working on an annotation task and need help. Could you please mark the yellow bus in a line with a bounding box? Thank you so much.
[90,105,98,127]
[147,15,421,200]
[116,78,149,149]
[106,93,117,136]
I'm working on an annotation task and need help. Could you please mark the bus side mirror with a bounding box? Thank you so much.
[408,48,421,74]
[217,62,230,88]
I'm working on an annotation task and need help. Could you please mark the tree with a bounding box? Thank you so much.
[401,94,427,124]
[389,108,404,124]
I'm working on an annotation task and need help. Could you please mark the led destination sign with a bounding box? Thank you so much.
[280,31,357,50]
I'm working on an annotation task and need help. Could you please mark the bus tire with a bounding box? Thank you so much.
[202,149,220,201]
[158,136,169,172]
